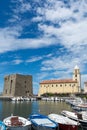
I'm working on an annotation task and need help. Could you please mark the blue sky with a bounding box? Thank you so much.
[0,0,87,94]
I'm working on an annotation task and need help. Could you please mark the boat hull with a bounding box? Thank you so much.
[29,114,58,130]
[31,124,58,130]
[6,125,31,130]
[3,116,31,130]
[59,123,78,130]
[61,111,87,129]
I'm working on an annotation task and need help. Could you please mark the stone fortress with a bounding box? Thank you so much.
[3,74,33,97]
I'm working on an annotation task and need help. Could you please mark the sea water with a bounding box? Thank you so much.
[0,100,84,130]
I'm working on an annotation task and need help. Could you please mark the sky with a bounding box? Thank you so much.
[0,0,87,94]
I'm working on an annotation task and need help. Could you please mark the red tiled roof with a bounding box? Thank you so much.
[40,79,77,84]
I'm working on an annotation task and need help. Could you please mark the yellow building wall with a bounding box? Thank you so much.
[84,83,87,93]
[38,83,78,96]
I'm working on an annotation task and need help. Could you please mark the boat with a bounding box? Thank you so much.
[61,110,87,129]
[48,113,79,130]
[29,114,58,130]
[11,97,24,101]
[3,115,31,130]
[0,121,6,130]
[73,103,87,111]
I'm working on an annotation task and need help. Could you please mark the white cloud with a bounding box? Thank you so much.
[12,59,23,64]
[0,26,56,53]
[0,0,87,54]
[9,0,31,23]
[44,6,73,22]
[26,53,53,63]
[57,20,87,47]
[32,16,42,22]
[36,72,50,81]
[41,55,74,71]
[26,56,43,63]
[37,0,87,48]
[12,0,31,14]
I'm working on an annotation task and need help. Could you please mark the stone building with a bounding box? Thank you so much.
[3,74,33,97]
[38,65,81,96]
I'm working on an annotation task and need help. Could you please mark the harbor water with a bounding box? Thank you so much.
[0,100,72,120]
[0,100,83,130]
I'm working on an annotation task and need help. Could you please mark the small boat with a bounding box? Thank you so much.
[0,121,6,130]
[61,110,87,129]
[29,114,58,130]
[3,115,31,130]
[48,113,79,130]
[11,97,24,101]
[75,103,87,111]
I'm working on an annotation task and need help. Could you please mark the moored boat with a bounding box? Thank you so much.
[48,113,79,130]
[0,121,6,130]
[3,115,31,130]
[61,110,87,129]
[75,103,87,111]
[29,114,58,130]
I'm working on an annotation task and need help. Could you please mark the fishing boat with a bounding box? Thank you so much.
[48,113,79,130]
[3,115,31,130]
[61,110,87,129]
[29,114,58,130]
[0,121,6,130]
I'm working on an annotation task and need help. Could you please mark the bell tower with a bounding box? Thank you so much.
[73,65,81,93]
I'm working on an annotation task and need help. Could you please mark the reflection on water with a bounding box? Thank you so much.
[0,100,72,120]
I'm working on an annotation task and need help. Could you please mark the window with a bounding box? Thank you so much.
[5,89,7,94]
[5,77,7,81]
[10,80,13,94]
[25,81,26,83]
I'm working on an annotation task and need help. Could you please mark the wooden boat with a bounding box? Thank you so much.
[0,121,6,130]
[61,110,87,129]
[29,114,58,130]
[48,113,79,130]
[3,115,31,130]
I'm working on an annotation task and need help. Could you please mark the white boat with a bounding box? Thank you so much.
[74,103,87,111]
[48,113,79,130]
[65,97,83,107]
[3,115,31,130]
[29,114,58,130]
[0,121,6,130]
[61,110,87,128]
[11,97,24,101]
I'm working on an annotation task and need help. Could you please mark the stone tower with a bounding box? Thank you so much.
[3,74,33,97]
[73,65,81,92]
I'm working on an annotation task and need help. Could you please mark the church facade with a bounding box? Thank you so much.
[38,65,81,96]
[3,74,33,97]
